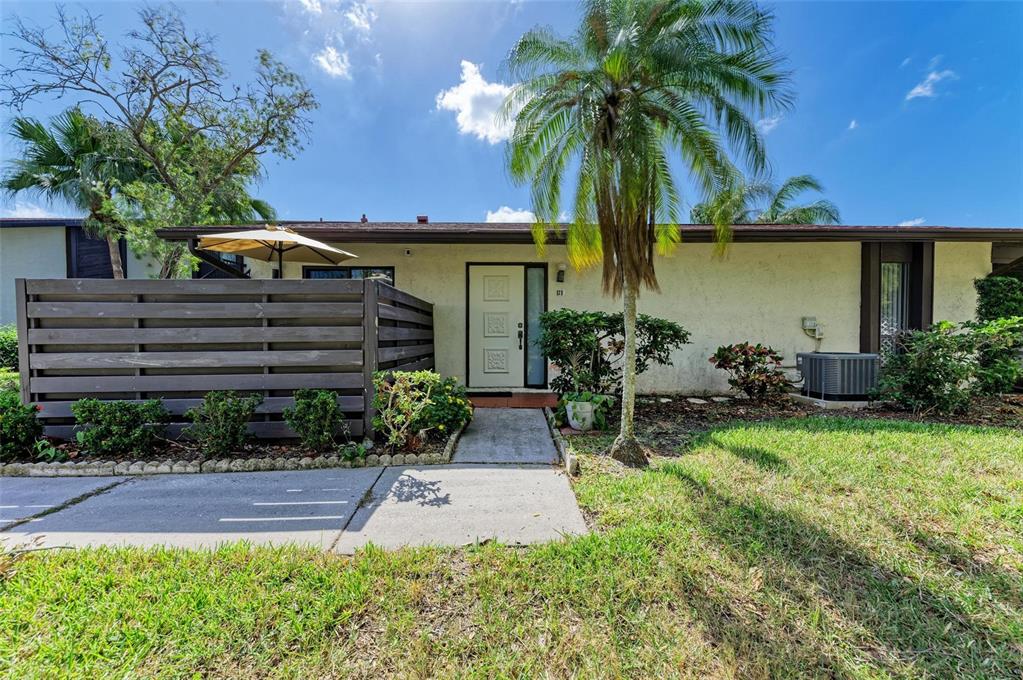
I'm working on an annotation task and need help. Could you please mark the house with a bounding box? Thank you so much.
[0,218,160,324]
[155,220,1023,395]
[0,218,245,325]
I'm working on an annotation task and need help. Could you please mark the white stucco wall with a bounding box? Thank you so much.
[933,242,990,323]
[0,226,67,326]
[246,241,871,393]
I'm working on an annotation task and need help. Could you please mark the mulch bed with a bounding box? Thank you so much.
[565,393,1022,456]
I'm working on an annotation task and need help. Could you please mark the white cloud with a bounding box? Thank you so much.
[313,45,351,79]
[898,217,925,227]
[0,201,60,218]
[287,0,375,79]
[485,206,535,223]
[345,2,375,34]
[756,114,783,134]
[906,69,957,100]
[848,119,858,130]
[928,54,943,70]
[436,61,516,144]
[899,56,912,68]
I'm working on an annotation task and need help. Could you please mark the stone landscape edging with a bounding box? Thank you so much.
[543,407,578,475]
[0,425,466,478]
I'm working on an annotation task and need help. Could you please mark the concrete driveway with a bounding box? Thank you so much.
[0,464,586,551]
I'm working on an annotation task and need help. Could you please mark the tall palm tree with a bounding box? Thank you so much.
[2,109,144,278]
[505,0,790,465]
[690,174,840,225]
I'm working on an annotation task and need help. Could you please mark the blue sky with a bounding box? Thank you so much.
[1,0,1021,227]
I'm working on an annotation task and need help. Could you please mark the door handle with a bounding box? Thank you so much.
[517,329,524,350]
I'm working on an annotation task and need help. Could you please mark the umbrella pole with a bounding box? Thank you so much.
[277,247,283,278]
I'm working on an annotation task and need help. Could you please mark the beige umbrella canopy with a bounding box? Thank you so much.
[198,225,357,273]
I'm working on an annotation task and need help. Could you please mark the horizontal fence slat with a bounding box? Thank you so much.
[27,326,363,345]
[390,356,435,372]
[31,372,364,394]
[378,327,433,342]
[34,396,364,419]
[375,283,433,312]
[27,302,364,320]
[31,349,362,370]
[43,419,364,441]
[377,303,433,326]
[378,344,434,363]
[26,279,364,295]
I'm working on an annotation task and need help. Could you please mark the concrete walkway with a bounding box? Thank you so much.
[452,408,559,464]
[0,464,585,551]
[335,465,584,553]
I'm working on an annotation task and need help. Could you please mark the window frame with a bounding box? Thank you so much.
[301,265,396,284]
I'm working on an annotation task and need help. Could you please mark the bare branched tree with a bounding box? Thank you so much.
[1,5,318,276]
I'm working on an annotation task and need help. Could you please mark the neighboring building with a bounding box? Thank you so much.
[157,220,1023,394]
[0,218,160,325]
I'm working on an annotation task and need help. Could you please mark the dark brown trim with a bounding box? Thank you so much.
[861,241,935,352]
[464,262,549,390]
[910,242,934,330]
[860,243,881,352]
[156,222,1023,245]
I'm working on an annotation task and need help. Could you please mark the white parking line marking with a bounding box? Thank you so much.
[322,488,342,491]
[0,506,17,509]
[285,489,302,493]
[252,501,348,506]
[219,516,346,522]
[26,504,54,508]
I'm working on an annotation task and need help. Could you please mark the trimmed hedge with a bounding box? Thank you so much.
[976,276,1023,321]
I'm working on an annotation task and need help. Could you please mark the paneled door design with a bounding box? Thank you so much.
[468,265,525,387]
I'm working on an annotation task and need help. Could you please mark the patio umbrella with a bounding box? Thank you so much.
[198,225,357,274]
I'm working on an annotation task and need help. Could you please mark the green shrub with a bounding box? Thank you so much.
[876,318,1022,413]
[969,316,1023,395]
[0,326,17,371]
[186,391,262,457]
[283,389,349,452]
[413,376,472,438]
[709,342,789,400]
[538,309,690,394]
[0,390,42,462]
[976,277,1023,321]
[72,399,168,457]
[372,371,471,451]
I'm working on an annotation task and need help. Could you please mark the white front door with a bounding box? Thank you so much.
[468,265,525,387]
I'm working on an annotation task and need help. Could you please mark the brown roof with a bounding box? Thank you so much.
[155,221,1023,244]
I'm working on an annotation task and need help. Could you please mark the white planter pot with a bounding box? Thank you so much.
[566,401,595,431]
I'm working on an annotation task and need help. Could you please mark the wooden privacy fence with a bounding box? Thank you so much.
[14,278,434,440]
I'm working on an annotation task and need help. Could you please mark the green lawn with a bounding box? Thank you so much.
[2,417,1021,678]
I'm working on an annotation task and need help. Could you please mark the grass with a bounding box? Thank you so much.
[2,417,1021,678]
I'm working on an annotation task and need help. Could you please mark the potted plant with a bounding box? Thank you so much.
[560,391,615,432]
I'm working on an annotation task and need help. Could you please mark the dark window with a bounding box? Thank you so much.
[303,266,395,284]
[194,252,245,279]
[861,242,934,354]
[66,227,127,278]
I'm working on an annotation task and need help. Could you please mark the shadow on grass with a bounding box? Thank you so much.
[656,463,1022,678]
[705,434,789,472]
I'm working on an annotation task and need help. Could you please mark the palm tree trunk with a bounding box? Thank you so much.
[609,275,648,466]
[106,235,125,279]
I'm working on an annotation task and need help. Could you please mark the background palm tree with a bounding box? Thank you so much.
[690,174,840,225]
[506,0,791,465]
[2,109,144,278]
